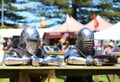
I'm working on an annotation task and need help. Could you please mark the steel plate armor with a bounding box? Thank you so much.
[64,27,95,65]
[4,27,63,66]
[64,27,95,82]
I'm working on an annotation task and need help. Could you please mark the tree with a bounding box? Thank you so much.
[93,0,120,23]
[0,0,120,28]
[39,0,93,24]
[38,0,120,24]
[0,0,26,28]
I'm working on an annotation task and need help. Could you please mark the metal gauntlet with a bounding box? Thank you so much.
[65,56,86,65]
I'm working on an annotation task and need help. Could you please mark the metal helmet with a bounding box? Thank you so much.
[19,27,40,55]
[76,27,94,56]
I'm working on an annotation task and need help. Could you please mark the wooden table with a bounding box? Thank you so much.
[0,65,120,82]
[47,51,120,57]
[112,52,120,57]
[47,51,65,55]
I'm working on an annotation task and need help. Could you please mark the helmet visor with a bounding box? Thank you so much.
[26,40,39,55]
[84,40,94,51]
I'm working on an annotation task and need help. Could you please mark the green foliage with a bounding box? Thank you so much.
[72,0,93,7]
[0,0,27,28]
[5,6,20,11]
[100,12,120,23]
[42,0,69,6]
[61,8,73,15]
[0,0,120,28]
[0,25,6,29]
[0,78,9,82]
[4,0,16,3]
[94,0,120,23]
[47,0,56,4]
[55,0,69,7]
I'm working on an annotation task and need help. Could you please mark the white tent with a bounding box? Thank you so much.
[94,22,120,40]
[106,22,120,36]
[0,29,23,37]
[94,31,120,40]
[85,15,113,31]
[0,28,54,38]
[37,28,54,38]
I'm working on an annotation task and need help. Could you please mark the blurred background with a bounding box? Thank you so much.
[0,0,120,29]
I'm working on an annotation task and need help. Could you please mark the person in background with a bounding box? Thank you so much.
[3,37,12,51]
[94,40,107,54]
[57,40,63,51]
[62,41,71,52]
[0,35,5,65]
[95,40,104,55]
[3,27,63,82]
[64,27,95,82]
[101,40,117,82]
[39,17,46,28]
[94,39,117,66]
[103,41,115,55]
[99,40,107,50]
[53,43,60,51]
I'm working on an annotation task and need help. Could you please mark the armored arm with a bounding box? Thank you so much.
[64,49,94,65]
[65,56,86,65]
[40,55,63,66]
[33,48,63,66]
[4,52,31,66]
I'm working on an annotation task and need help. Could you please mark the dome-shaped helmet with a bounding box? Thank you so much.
[19,27,40,55]
[76,27,94,55]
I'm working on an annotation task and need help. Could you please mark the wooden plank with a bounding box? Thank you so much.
[47,51,120,57]
[107,74,115,82]
[0,65,120,82]
[112,52,120,57]
[48,70,56,82]
[47,51,65,55]
[94,75,99,82]
[1,65,120,70]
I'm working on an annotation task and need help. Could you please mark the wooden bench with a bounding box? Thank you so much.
[0,65,120,82]
[47,51,65,55]
[112,52,120,57]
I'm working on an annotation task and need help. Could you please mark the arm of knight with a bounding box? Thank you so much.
[64,49,87,65]
[4,52,31,66]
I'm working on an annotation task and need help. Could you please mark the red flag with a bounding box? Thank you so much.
[93,14,99,30]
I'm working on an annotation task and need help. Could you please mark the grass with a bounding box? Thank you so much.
[0,75,120,82]
[96,75,120,82]
[0,79,9,82]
